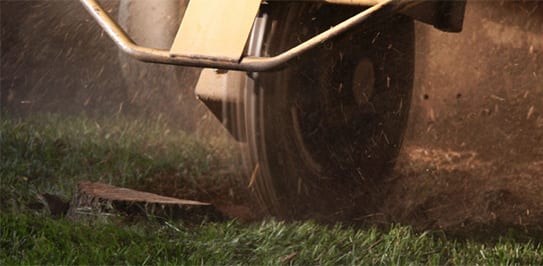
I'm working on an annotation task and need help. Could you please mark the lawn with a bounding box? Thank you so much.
[1,114,541,265]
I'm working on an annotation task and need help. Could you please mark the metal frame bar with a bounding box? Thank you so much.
[80,0,401,72]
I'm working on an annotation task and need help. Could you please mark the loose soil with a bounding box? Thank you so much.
[388,0,543,233]
[384,147,543,233]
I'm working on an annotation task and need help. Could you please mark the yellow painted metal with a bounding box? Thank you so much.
[81,0,397,71]
[323,0,381,5]
[270,0,382,6]
[170,0,261,62]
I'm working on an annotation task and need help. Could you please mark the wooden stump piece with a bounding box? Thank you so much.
[68,181,222,222]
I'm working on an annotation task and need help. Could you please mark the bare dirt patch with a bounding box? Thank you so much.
[384,147,543,232]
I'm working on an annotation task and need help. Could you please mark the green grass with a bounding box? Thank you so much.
[1,114,542,265]
[1,114,224,215]
[2,215,541,265]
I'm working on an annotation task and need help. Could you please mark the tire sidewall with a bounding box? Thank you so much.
[249,3,415,218]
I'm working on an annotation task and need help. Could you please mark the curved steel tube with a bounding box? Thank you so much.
[80,0,400,72]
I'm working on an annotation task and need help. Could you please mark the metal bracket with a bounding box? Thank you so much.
[80,0,406,72]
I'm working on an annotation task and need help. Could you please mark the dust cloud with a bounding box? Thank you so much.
[1,0,222,137]
[392,0,543,231]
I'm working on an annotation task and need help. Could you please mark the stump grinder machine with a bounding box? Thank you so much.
[81,0,467,218]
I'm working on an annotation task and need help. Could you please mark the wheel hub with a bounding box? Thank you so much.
[351,58,376,106]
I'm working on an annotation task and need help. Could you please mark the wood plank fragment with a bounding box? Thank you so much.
[76,181,210,206]
[68,181,221,222]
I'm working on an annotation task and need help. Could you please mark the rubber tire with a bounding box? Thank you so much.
[244,3,415,219]
[118,0,202,130]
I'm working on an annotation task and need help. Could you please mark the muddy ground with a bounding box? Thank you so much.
[2,1,542,233]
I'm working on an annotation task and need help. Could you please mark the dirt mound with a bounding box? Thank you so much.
[384,147,543,232]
